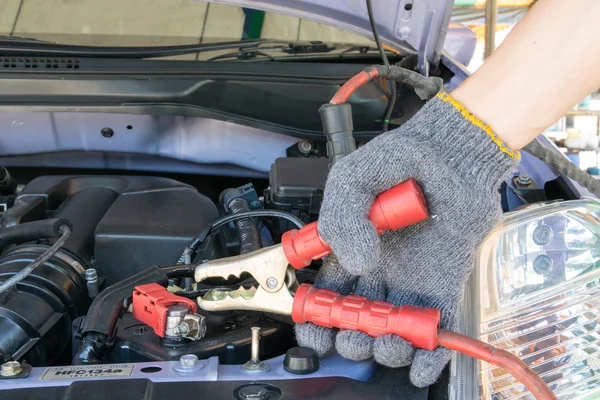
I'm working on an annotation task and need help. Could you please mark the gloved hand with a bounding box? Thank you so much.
[295,92,520,387]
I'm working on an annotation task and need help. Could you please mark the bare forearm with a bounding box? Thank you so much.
[452,0,600,150]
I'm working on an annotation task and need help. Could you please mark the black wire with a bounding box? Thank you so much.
[177,210,305,264]
[210,210,304,232]
[366,0,396,132]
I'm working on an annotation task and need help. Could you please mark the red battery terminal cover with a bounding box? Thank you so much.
[132,283,197,337]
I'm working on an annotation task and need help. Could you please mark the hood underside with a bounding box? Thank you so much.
[205,0,454,73]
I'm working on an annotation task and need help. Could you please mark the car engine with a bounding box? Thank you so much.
[0,156,327,368]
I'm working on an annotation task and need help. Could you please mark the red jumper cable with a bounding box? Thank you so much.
[135,68,555,399]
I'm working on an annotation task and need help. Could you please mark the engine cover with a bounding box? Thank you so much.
[2,176,219,285]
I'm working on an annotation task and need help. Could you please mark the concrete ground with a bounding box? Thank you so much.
[0,0,372,60]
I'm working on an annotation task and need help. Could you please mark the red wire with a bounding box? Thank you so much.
[329,68,380,104]
[437,330,557,400]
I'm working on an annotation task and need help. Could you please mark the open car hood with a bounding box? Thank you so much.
[205,0,454,74]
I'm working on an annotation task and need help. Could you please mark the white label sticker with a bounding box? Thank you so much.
[41,364,135,380]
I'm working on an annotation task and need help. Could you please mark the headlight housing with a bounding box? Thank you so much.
[450,199,600,400]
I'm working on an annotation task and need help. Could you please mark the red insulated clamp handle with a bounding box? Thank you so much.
[292,283,440,351]
[282,179,428,268]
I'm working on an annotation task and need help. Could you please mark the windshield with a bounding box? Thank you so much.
[0,1,374,60]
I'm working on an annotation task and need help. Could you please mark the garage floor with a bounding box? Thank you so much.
[0,0,372,60]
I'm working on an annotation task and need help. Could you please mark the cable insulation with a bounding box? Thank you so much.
[438,330,557,400]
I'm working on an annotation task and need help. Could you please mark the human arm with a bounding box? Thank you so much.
[453,0,600,149]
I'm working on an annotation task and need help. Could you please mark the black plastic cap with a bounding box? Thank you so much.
[283,347,319,375]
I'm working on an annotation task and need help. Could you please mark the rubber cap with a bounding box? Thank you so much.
[368,179,428,233]
[283,347,319,375]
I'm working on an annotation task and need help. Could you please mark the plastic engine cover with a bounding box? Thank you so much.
[3,176,219,285]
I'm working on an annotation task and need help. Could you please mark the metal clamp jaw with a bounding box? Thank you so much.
[194,245,297,315]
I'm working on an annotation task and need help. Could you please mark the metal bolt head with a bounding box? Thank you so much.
[298,140,313,154]
[266,278,278,289]
[180,314,206,341]
[179,354,199,367]
[399,27,411,39]
[1,361,23,376]
[517,174,532,185]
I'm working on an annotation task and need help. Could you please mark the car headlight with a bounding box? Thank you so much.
[450,199,600,400]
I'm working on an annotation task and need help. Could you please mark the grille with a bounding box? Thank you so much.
[0,58,80,69]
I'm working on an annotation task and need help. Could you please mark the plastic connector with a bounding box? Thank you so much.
[132,283,197,337]
[281,179,428,268]
[292,283,440,351]
[319,103,356,164]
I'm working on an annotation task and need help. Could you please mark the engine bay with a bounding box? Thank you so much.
[0,156,330,369]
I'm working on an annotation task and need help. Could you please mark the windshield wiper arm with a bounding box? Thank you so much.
[0,38,298,59]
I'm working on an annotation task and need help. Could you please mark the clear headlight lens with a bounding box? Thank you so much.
[450,199,600,400]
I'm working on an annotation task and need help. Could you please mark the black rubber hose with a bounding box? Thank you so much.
[73,266,169,365]
[222,193,261,254]
[0,224,71,295]
[0,218,71,248]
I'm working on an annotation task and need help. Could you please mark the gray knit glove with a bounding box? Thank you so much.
[295,93,520,388]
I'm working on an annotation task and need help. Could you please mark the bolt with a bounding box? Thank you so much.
[1,361,23,377]
[85,268,99,298]
[517,174,532,185]
[266,278,278,289]
[242,327,270,372]
[298,140,313,154]
[399,27,411,39]
[250,327,261,363]
[179,354,199,367]
[174,321,190,335]
[101,127,114,138]
[238,385,270,400]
